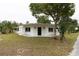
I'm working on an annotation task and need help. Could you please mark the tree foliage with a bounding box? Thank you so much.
[59,17,78,40]
[37,16,51,24]
[30,3,75,37]
[0,21,18,34]
[67,19,78,33]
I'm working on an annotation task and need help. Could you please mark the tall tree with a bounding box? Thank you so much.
[30,3,75,37]
[59,17,78,41]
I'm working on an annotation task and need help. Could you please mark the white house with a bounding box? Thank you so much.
[15,23,60,37]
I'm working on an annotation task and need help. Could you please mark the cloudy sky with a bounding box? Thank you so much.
[0,0,78,24]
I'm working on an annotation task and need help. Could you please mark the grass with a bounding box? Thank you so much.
[65,32,79,44]
[0,32,78,56]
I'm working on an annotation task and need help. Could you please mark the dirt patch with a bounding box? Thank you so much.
[0,48,32,56]
[17,48,32,56]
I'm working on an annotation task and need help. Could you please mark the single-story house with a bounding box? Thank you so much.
[15,23,60,37]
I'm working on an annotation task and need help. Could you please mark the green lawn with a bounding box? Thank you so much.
[0,32,78,56]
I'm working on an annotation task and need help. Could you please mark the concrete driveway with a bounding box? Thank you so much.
[70,36,79,56]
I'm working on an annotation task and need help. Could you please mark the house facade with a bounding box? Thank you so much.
[16,23,60,37]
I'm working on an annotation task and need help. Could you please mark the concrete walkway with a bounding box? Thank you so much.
[70,36,79,56]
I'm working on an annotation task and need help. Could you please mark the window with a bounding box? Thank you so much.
[25,27,30,32]
[49,28,53,32]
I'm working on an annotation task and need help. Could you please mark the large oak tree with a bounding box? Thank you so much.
[29,3,75,37]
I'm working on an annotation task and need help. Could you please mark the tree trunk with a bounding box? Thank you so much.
[54,22,57,39]
[60,33,64,41]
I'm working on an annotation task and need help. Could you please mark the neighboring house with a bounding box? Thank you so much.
[15,23,60,37]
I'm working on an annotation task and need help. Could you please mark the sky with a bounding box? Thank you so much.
[0,0,78,24]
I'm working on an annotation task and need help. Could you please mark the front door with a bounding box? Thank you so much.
[38,27,41,35]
